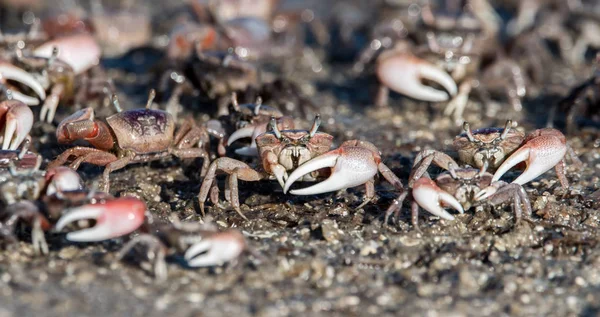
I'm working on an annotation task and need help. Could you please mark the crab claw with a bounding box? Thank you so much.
[34,34,101,74]
[284,146,378,195]
[227,125,258,156]
[45,166,83,196]
[412,178,464,220]
[377,52,457,102]
[491,128,567,186]
[0,100,33,150]
[54,197,146,242]
[184,230,246,267]
[0,62,46,105]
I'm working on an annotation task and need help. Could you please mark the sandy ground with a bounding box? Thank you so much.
[1,1,600,316]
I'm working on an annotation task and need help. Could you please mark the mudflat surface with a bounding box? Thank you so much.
[1,1,600,316]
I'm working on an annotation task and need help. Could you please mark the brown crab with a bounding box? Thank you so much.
[198,115,332,219]
[386,164,532,229]
[117,216,246,281]
[48,90,212,192]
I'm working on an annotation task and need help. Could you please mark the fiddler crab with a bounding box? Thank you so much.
[225,92,292,157]
[0,33,101,122]
[386,120,582,228]
[199,115,403,219]
[117,216,246,281]
[48,90,212,192]
[0,158,146,254]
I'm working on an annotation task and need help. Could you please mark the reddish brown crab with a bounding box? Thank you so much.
[48,90,212,192]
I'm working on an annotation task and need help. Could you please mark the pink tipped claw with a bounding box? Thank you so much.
[0,62,46,104]
[54,197,146,242]
[283,146,379,195]
[377,52,457,102]
[491,128,567,186]
[0,100,33,150]
[184,230,246,267]
[412,178,464,220]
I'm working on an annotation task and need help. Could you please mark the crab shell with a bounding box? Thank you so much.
[435,168,493,211]
[106,109,175,153]
[256,130,333,173]
[453,127,525,170]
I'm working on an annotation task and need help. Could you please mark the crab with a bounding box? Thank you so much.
[385,164,532,229]
[117,216,246,281]
[412,121,581,190]
[282,139,404,208]
[185,51,259,116]
[0,99,33,150]
[225,93,294,156]
[410,120,524,182]
[552,66,600,134]
[198,115,332,219]
[48,90,212,192]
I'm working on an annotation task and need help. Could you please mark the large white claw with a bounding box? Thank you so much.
[284,147,378,195]
[377,53,457,102]
[184,231,245,267]
[492,132,567,185]
[412,178,464,220]
[0,101,33,150]
[34,34,101,74]
[54,197,146,242]
[0,63,46,104]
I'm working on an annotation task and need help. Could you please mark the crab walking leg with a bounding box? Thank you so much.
[54,197,146,242]
[68,151,120,170]
[409,150,458,186]
[284,146,379,195]
[116,234,168,282]
[40,83,64,123]
[48,147,118,170]
[101,153,134,192]
[491,129,568,187]
[198,157,265,217]
[0,100,33,150]
[384,190,409,226]
[377,52,457,103]
[171,148,211,177]
[184,230,245,267]
[412,178,464,220]
[0,63,46,104]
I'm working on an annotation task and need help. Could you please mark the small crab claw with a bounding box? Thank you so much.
[184,230,246,267]
[284,146,378,195]
[0,100,33,150]
[377,52,457,102]
[0,63,46,105]
[54,197,146,242]
[474,181,502,201]
[45,166,83,196]
[412,178,464,220]
[491,129,567,186]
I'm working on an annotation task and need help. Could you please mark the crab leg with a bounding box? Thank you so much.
[184,230,245,267]
[0,63,46,105]
[283,146,379,195]
[0,100,33,150]
[491,128,569,187]
[377,52,457,103]
[412,178,464,220]
[54,197,146,242]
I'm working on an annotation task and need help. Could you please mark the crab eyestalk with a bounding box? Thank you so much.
[309,114,321,137]
[499,120,513,140]
[463,121,476,142]
[145,89,156,109]
[269,116,282,139]
[111,94,122,113]
[253,96,263,115]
